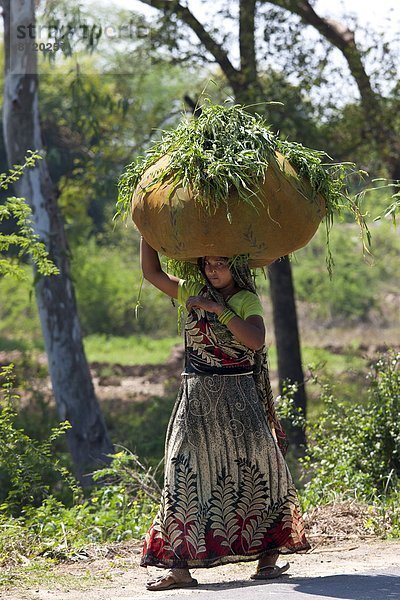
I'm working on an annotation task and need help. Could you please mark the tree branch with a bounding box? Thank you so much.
[138,0,241,88]
[263,0,379,118]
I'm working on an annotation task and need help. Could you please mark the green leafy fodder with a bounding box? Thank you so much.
[277,139,369,271]
[117,102,369,272]
[117,102,276,218]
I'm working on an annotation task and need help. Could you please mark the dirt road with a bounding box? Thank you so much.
[3,540,400,600]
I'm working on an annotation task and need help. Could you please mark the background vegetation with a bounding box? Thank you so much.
[0,0,399,582]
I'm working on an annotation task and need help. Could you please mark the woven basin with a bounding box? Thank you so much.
[131,152,326,267]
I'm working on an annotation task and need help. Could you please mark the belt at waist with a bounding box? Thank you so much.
[183,365,254,376]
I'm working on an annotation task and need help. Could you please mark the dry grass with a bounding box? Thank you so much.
[304,500,381,547]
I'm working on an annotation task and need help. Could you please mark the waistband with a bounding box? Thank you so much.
[182,370,254,377]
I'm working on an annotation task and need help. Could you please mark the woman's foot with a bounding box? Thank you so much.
[250,554,290,580]
[258,553,279,570]
[146,568,198,591]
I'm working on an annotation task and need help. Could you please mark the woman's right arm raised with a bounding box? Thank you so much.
[140,237,179,299]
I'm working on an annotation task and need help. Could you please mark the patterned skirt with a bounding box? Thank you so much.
[141,372,310,568]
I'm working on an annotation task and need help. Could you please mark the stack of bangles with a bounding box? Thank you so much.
[218,308,236,325]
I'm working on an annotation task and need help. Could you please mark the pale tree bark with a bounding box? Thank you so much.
[1,0,113,483]
[139,0,308,444]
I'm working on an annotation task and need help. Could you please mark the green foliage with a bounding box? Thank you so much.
[37,51,201,243]
[0,365,76,515]
[117,101,277,217]
[0,216,398,347]
[292,220,399,322]
[71,238,177,337]
[0,453,157,564]
[367,489,400,538]
[22,452,158,552]
[0,237,179,347]
[278,351,400,508]
[0,204,398,349]
[1,351,399,568]
[318,96,400,183]
[39,65,130,243]
[277,139,369,271]
[0,366,158,564]
[0,153,58,279]
[293,229,376,321]
[371,184,400,226]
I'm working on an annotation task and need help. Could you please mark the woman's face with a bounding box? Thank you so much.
[204,256,234,288]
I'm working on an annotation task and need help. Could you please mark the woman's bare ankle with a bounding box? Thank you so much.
[258,553,278,568]
[171,567,191,581]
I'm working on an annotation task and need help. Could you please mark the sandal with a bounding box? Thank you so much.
[250,562,290,580]
[146,570,198,591]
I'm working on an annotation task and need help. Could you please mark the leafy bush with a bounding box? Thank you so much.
[278,351,400,508]
[0,457,157,565]
[0,365,77,515]
[0,365,159,564]
[21,452,158,554]
[0,153,58,279]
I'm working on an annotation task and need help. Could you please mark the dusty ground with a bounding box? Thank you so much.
[3,539,400,600]
[2,502,400,600]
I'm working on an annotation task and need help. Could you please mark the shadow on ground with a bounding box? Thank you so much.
[193,572,400,599]
[293,573,400,599]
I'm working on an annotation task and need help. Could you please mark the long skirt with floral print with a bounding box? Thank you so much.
[141,372,310,569]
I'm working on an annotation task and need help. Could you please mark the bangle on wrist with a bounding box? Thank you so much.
[217,308,236,325]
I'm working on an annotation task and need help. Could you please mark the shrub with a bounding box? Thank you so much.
[22,451,158,553]
[279,351,400,508]
[0,365,77,515]
[0,365,159,563]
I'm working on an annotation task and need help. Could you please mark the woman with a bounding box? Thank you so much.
[140,237,310,591]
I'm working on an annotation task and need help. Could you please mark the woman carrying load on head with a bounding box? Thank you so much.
[139,237,310,592]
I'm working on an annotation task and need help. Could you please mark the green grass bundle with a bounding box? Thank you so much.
[117,101,369,271]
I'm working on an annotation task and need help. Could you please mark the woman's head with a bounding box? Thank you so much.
[197,255,257,295]
[202,256,233,289]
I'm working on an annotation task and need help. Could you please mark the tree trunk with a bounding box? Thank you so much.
[1,0,113,483]
[268,256,306,447]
